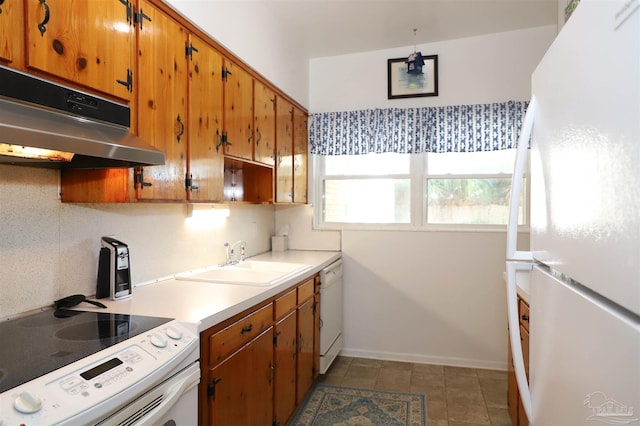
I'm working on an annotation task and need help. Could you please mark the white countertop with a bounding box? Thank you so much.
[81,250,341,333]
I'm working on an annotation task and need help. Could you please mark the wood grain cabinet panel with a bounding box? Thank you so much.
[275,96,294,203]
[293,107,308,204]
[207,327,274,426]
[223,60,254,161]
[0,0,23,65]
[274,311,297,425]
[254,80,276,166]
[187,33,224,202]
[208,303,273,365]
[136,0,188,201]
[25,0,134,100]
[296,297,315,404]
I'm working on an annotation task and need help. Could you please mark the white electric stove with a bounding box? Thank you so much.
[0,309,199,425]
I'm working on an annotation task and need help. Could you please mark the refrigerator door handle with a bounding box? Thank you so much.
[506,261,533,424]
[506,97,536,261]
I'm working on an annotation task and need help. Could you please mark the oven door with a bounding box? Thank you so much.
[95,362,200,426]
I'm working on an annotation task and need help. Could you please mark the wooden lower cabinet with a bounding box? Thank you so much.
[200,274,323,425]
[207,327,274,425]
[507,295,530,426]
[296,297,314,404]
[274,311,297,425]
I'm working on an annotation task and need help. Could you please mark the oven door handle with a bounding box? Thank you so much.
[97,362,200,426]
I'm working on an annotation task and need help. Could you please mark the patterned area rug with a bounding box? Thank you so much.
[290,384,427,426]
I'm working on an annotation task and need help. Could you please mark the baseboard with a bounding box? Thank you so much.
[339,347,508,371]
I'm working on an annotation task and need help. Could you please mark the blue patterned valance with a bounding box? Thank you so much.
[309,101,528,155]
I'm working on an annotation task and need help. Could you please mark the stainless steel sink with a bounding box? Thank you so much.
[175,260,311,286]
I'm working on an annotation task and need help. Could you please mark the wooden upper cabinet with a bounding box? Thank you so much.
[187,34,224,202]
[0,0,24,65]
[25,0,134,100]
[136,0,188,201]
[253,80,276,166]
[293,107,308,204]
[223,60,253,161]
[276,96,294,203]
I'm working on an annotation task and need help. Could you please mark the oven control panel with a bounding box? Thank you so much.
[0,320,198,426]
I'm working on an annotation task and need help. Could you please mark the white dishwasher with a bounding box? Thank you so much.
[319,259,343,374]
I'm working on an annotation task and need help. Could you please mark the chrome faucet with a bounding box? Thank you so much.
[223,240,246,265]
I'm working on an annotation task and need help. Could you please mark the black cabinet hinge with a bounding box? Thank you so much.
[273,421,280,426]
[134,167,152,190]
[185,173,199,192]
[273,330,281,346]
[118,0,133,24]
[208,377,222,400]
[186,43,199,60]
[116,68,133,93]
[222,67,232,82]
[134,7,152,30]
[312,301,318,315]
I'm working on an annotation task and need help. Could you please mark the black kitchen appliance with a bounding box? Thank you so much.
[96,237,133,300]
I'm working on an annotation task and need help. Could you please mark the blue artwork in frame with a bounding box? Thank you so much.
[387,54,438,99]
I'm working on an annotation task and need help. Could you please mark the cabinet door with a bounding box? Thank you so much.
[0,0,23,64]
[313,292,321,380]
[254,80,276,166]
[208,328,274,426]
[136,0,188,201]
[223,60,253,161]
[187,34,224,202]
[25,0,133,100]
[208,338,252,425]
[274,311,297,426]
[275,97,293,203]
[296,298,314,404]
[293,107,308,204]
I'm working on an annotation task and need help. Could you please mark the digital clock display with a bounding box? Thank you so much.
[80,358,123,381]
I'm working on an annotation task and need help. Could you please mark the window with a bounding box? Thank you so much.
[314,149,527,230]
[320,154,410,224]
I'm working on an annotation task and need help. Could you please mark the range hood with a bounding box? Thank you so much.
[0,66,165,169]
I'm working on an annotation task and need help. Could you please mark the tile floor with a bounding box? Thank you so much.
[318,356,512,426]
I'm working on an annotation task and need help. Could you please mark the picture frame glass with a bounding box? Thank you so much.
[388,55,438,99]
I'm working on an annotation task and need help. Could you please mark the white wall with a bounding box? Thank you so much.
[309,25,556,369]
[165,0,310,107]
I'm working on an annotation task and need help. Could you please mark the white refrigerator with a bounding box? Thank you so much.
[506,0,640,425]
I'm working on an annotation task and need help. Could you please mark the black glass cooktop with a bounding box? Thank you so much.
[0,310,172,393]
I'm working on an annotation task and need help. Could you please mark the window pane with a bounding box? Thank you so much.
[427,150,516,175]
[324,179,410,223]
[426,178,524,225]
[325,153,409,176]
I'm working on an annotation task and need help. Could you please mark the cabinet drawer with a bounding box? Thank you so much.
[209,303,273,364]
[518,298,530,332]
[297,278,315,303]
[275,289,297,320]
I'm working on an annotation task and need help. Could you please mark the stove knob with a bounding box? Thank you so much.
[150,332,168,348]
[165,325,183,340]
[14,391,43,414]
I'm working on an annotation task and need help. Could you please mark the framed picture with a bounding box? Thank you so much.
[387,54,438,99]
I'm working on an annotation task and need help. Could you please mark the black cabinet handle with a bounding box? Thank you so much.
[37,0,50,37]
[176,114,185,143]
[241,324,253,334]
[521,314,529,322]
[255,128,262,146]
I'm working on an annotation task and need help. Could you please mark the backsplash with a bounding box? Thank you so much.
[0,165,275,318]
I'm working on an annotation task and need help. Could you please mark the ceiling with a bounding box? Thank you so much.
[263,0,558,58]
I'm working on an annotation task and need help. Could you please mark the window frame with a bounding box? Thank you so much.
[312,152,530,232]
